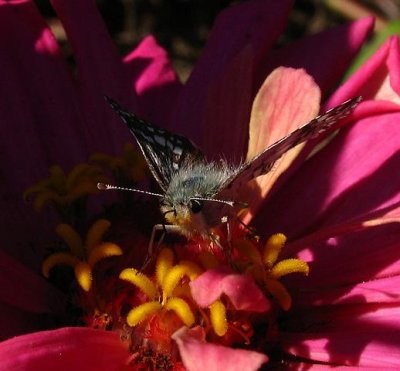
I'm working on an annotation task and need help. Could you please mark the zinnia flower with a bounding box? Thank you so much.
[2,0,400,369]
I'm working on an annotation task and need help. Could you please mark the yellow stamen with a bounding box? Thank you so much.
[42,252,80,278]
[85,219,112,252]
[120,268,158,300]
[33,190,64,211]
[126,301,162,327]
[65,163,93,189]
[88,242,123,267]
[56,223,84,257]
[270,258,309,279]
[233,239,262,265]
[179,260,203,280]
[67,180,102,201]
[209,300,228,336]
[264,278,292,311]
[156,248,175,287]
[263,233,287,268]
[164,297,195,327]
[75,261,93,292]
[161,262,202,301]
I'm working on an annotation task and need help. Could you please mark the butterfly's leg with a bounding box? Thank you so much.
[141,224,165,270]
[142,224,183,270]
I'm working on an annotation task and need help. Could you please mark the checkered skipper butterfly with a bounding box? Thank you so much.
[100,96,361,243]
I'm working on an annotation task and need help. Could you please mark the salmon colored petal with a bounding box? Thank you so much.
[262,17,374,95]
[190,269,270,312]
[123,35,181,127]
[50,0,134,153]
[172,327,268,371]
[0,327,129,370]
[328,36,400,108]
[282,305,400,367]
[170,0,293,152]
[241,67,321,221]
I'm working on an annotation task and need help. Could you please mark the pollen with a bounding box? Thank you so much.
[236,233,309,311]
[270,258,309,279]
[161,261,202,302]
[42,219,122,292]
[263,233,287,268]
[209,300,228,336]
[121,248,202,333]
[164,297,195,327]
[120,268,158,300]
[90,143,147,182]
[155,248,175,286]
[24,163,109,211]
[127,301,162,326]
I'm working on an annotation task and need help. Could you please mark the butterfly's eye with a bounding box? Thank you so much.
[189,199,203,214]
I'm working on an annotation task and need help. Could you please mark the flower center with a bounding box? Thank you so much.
[27,149,310,368]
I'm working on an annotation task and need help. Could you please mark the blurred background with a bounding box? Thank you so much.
[35,0,400,82]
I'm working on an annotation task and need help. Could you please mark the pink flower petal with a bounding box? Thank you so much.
[193,47,254,162]
[253,110,400,243]
[190,269,270,312]
[172,327,268,371]
[242,67,321,221]
[0,249,65,314]
[329,36,400,107]
[123,35,181,126]
[170,0,293,154]
[0,301,57,341]
[262,17,374,94]
[0,0,87,267]
[50,0,135,153]
[293,273,400,307]
[0,327,129,370]
[282,305,400,367]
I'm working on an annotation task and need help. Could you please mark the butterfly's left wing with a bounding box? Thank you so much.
[214,96,362,202]
[105,96,204,192]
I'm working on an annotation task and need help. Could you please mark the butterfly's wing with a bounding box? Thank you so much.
[212,96,362,208]
[105,96,204,191]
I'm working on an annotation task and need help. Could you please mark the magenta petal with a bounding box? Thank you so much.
[0,0,89,266]
[190,269,270,312]
[282,305,400,367]
[170,0,293,151]
[254,110,400,241]
[50,0,134,153]
[123,36,181,126]
[329,36,400,106]
[294,273,400,307]
[263,17,374,94]
[0,250,64,314]
[0,327,129,371]
[172,327,268,371]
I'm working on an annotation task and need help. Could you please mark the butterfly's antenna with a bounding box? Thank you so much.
[97,183,164,198]
[190,196,248,209]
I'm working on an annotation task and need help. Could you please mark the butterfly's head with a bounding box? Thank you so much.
[160,196,208,237]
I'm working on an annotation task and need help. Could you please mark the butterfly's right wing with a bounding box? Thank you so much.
[216,96,362,200]
[105,97,204,191]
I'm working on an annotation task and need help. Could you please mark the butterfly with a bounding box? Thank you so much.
[101,95,361,244]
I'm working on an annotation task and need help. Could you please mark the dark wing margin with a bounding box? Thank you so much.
[105,96,204,191]
[218,96,362,195]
